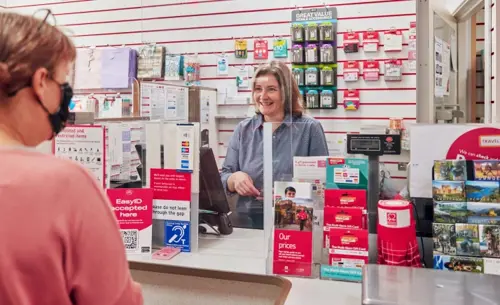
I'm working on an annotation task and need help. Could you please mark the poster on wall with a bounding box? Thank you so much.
[434,36,445,97]
[410,125,500,198]
[273,181,314,277]
[53,125,106,188]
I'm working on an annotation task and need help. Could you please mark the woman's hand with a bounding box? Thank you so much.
[228,171,260,197]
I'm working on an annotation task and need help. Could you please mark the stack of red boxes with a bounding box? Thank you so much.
[324,189,369,271]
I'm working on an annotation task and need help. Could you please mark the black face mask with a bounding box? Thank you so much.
[39,82,74,137]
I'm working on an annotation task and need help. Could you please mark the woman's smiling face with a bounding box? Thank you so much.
[253,73,283,119]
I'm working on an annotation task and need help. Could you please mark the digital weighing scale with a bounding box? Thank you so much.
[346,134,401,263]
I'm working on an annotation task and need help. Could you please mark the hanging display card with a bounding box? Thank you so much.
[53,125,106,188]
[236,66,251,88]
[362,30,380,53]
[107,188,154,254]
[273,181,314,277]
[343,61,360,82]
[253,39,269,60]
[343,32,360,53]
[408,22,417,72]
[384,59,403,82]
[383,29,403,52]
[216,54,229,76]
[165,86,188,122]
[273,38,288,58]
[343,89,360,111]
[363,61,380,81]
[234,39,248,58]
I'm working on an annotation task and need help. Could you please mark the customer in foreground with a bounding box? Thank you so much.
[0,11,142,305]
[220,61,329,229]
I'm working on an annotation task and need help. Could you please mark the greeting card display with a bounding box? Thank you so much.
[363,61,380,81]
[343,61,360,82]
[273,181,314,277]
[383,29,403,52]
[343,32,360,53]
[384,59,403,81]
[291,7,337,109]
[343,89,360,111]
[363,30,380,52]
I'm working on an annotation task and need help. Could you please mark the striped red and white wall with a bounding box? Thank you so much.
[475,8,486,121]
[6,0,416,189]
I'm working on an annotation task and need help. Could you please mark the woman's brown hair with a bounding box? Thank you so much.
[253,61,304,117]
[0,11,76,98]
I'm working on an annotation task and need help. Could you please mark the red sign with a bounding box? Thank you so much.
[446,127,500,160]
[253,39,269,59]
[151,169,191,201]
[107,188,153,231]
[273,229,313,276]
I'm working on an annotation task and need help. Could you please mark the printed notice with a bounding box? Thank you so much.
[151,168,191,221]
[153,200,190,221]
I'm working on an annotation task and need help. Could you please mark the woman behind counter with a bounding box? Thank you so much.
[220,61,329,229]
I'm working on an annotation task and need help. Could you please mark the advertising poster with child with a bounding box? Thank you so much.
[273,181,314,277]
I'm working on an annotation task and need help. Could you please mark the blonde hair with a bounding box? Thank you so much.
[0,11,76,98]
[253,61,304,117]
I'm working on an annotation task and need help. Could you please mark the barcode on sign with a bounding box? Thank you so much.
[121,230,139,250]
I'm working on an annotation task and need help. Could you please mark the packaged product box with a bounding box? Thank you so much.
[326,158,368,190]
[324,189,367,208]
[321,228,368,282]
[323,207,365,248]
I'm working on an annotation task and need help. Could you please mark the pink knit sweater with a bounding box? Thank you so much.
[0,147,143,305]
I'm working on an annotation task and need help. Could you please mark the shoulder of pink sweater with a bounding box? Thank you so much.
[3,148,100,190]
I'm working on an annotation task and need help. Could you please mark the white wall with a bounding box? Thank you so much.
[6,0,417,188]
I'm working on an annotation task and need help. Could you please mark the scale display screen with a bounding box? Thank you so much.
[346,134,401,156]
[350,138,381,151]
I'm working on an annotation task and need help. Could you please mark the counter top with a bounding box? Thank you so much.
[128,228,361,305]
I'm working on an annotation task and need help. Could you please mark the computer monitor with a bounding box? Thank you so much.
[198,147,233,235]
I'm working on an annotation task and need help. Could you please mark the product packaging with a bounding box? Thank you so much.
[320,44,335,63]
[306,90,320,109]
[343,89,360,111]
[343,31,360,53]
[305,23,319,41]
[319,22,335,41]
[305,44,318,63]
[273,38,289,58]
[292,44,304,63]
[320,67,335,86]
[292,24,305,42]
[326,158,369,190]
[234,39,248,58]
[363,60,380,81]
[305,67,319,86]
[320,90,334,108]
[362,29,380,52]
[293,68,305,86]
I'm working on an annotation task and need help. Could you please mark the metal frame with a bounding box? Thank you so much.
[416,0,459,123]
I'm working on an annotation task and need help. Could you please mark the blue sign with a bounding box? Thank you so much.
[164,220,191,252]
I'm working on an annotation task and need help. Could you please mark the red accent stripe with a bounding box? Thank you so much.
[43,0,405,17]
[218,130,361,134]
[477,38,485,41]
[70,14,413,38]
[391,176,407,180]
[477,22,485,26]
[60,2,409,27]
[476,101,496,104]
[9,0,93,9]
